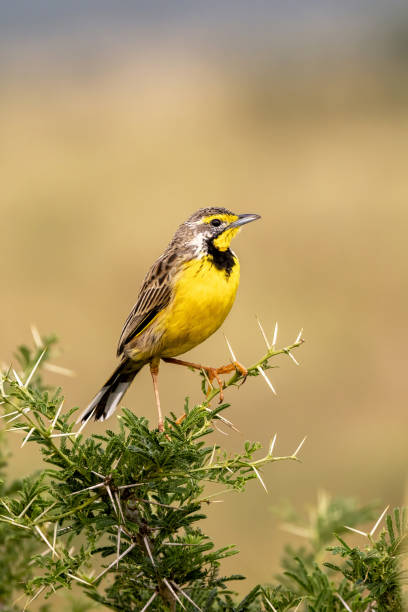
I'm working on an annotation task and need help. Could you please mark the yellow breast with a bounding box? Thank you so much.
[157,255,240,357]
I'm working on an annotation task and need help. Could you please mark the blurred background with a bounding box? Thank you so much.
[2,0,408,605]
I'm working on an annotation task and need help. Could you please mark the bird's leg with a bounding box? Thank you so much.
[162,357,225,401]
[162,357,248,403]
[150,358,164,432]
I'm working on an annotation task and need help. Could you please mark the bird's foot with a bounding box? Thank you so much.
[162,357,247,403]
[204,361,248,401]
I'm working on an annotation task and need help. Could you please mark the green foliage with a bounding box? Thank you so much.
[0,334,301,610]
[0,335,406,611]
[0,431,40,610]
[327,508,408,610]
[274,492,377,572]
[261,495,407,611]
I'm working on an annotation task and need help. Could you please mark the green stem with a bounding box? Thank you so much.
[204,339,304,405]
[189,454,299,474]
[37,493,103,524]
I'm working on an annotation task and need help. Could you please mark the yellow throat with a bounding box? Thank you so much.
[202,213,241,251]
[157,250,240,357]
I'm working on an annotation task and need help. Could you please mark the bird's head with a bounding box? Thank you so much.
[181,206,261,253]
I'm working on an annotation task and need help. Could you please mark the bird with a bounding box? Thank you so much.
[78,207,260,431]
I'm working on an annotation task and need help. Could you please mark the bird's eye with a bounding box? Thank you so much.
[210,218,222,227]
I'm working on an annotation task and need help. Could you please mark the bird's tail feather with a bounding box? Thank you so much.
[77,358,144,423]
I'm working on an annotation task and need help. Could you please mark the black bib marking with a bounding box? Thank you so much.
[207,240,236,276]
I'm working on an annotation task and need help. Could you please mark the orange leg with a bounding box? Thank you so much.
[150,359,164,432]
[211,361,248,383]
[162,357,248,404]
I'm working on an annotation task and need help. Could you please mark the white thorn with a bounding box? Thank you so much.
[223,333,237,363]
[51,400,64,431]
[21,427,35,448]
[171,581,203,611]
[252,465,268,493]
[257,366,277,395]
[94,542,136,581]
[111,455,123,471]
[264,596,278,611]
[12,369,24,387]
[269,433,277,456]
[106,485,118,515]
[24,586,46,610]
[116,525,121,568]
[292,436,307,457]
[32,500,57,523]
[287,350,300,366]
[68,482,104,496]
[272,321,278,348]
[143,536,156,566]
[0,516,31,530]
[140,592,157,612]
[52,522,58,560]
[370,505,390,537]
[43,363,75,377]
[24,350,46,387]
[207,444,217,466]
[75,408,95,435]
[35,525,59,558]
[295,328,303,344]
[256,316,271,350]
[335,593,353,611]
[0,499,12,513]
[162,578,185,609]
[0,410,19,419]
[115,492,125,524]
[213,422,229,436]
[293,600,303,612]
[6,407,30,424]
[201,368,214,390]
[91,470,105,479]
[28,547,51,564]
[18,495,38,518]
[67,573,92,586]
[117,482,145,490]
[30,324,43,349]
[138,497,176,510]
[213,411,239,432]
[344,525,368,537]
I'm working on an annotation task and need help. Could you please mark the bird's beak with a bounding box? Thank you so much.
[226,213,261,230]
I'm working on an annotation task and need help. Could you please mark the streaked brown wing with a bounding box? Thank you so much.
[116,255,173,356]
